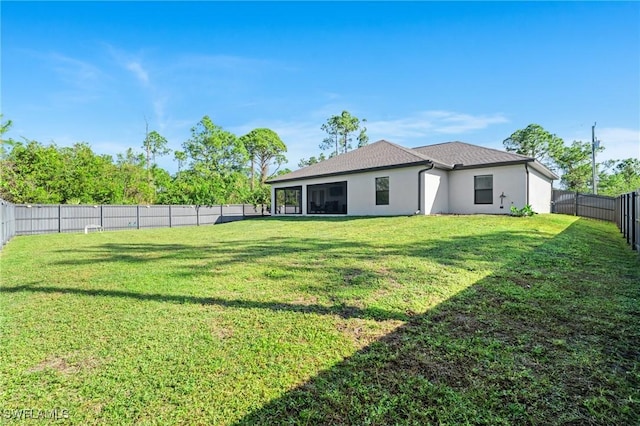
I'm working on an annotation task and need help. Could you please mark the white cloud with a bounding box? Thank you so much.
[172,53,273,72]
[366,110,509,141]
[37,52,108,104]
[125,61,149,86]
[49,52,103,85]
[597,127,640,161]
[561,127,640,162]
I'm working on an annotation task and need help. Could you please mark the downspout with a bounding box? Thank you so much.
[525,163,530,206]
[416,162,435,215]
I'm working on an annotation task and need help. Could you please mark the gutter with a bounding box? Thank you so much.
[525,163,530,205]
[416,162,435,214]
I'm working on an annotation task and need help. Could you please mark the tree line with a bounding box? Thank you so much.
[503,123,639,196]
[0,115,288,206]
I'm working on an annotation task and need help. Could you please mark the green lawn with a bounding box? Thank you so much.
[0,215,638,425]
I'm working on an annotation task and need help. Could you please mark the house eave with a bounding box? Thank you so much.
[266,161,433,185]
[451,159,558,180]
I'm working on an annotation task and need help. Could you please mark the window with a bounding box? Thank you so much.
[307,181,347,214]
[474,175,493,204]
[274,186,302,214]
[376,177,389,205]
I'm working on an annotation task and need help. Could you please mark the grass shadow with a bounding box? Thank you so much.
[234,219,640,425]
[0,284,407,321]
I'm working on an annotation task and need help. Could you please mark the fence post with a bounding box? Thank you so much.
[625,194,630,244]
[58,204,62,233]
[196,205,200,226]
[169,205,172,228]
[632,192,637,250]
[136,205,140,229]
[100,205,104,228]
[628,194,631,240]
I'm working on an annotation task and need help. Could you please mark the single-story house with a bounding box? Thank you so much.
[266,140,558,216]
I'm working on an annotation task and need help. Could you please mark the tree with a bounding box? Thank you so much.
[599,158,640,196]
[298,153,326,168]
[115,148,155,204]
[554,140,602,192]
[239,128,287,189]
[174,150,187,172]
[0,114,14,159]
[0,140,135,204]
[503,124,564,170]
[320,111,368,156]
[59,143,120,204]
[143,130,170,169]
[182,116,247,176]
[0,140,65,203]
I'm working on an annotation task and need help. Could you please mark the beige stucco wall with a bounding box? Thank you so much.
[448,164,527,214]
[527,166,553,213]
[271,165,427,216]
[271,163,554,216]
[423,168,449,214]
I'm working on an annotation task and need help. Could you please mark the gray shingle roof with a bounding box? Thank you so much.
[268,140,558,184]
[267,140,433,183]
[412,141,535,167]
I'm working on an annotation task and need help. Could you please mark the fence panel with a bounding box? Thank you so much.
[1,199,16,248]
[635,191,640,252]
[551,190,576,215]
[198,206,222,225]
[614,190,639,254]
[61,205,101,233]
[16,205,60,235]
[576,193,616,222]
[219,204,245,224]
[170,205,198,227]
[139,205,171,229]
[102,206,140,231]
[551,190,616,221]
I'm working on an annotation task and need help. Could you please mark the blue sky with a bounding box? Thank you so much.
[2,1,639,174]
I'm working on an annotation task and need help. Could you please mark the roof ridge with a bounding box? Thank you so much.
[412,140,464,149]
[377,139,433,163]
[456,141,535,161]
[419,141,535,161]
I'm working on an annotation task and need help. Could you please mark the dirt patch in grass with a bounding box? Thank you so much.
[28,352,102,374]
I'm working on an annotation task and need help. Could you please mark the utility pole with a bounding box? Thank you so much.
[591,122,599,195]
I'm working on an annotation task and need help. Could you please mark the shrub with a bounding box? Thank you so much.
[510,204,536,217]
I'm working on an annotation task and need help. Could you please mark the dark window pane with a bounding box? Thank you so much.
[307,181,347,214]
[376,177,389,205]
[474,175,493,204]
[275,186,302,214]
[376,191,389,205]
[376,177,389,191]
[475,189,493,204]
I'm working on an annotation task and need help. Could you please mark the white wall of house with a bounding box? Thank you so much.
[528,166,553,213]
[448,164,527,214]
[349,167,423,215]
[423,168,449,214]
[271,163,555,216]
[271,165,427,216]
